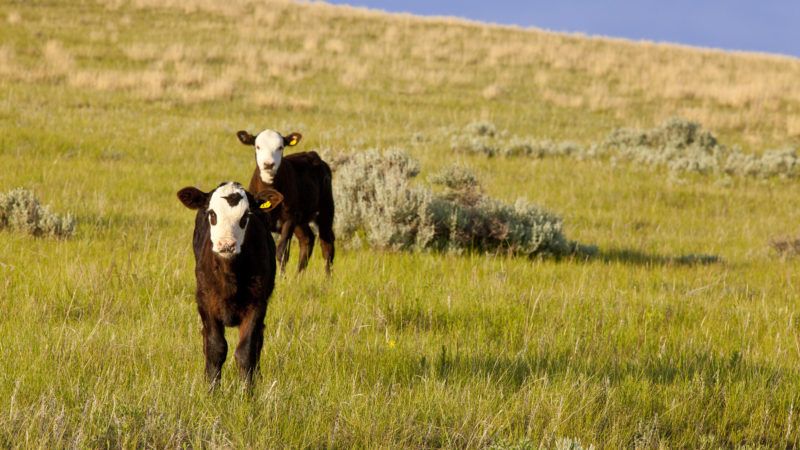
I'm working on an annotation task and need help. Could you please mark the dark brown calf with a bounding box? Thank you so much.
[177,182,283,388]
[237,129,335,275]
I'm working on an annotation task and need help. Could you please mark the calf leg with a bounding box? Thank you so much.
[317,173,335,277]
[275,219,295,275]
[316,217,335,276]
[201,317,227,389]
[319,229,335,276]
[294,223,315,273]
[235,308,266,388]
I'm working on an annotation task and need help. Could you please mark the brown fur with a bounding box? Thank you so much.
[240,130,335,275]
[177,184,282,388]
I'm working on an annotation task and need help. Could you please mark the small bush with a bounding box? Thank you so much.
[427,164,482,204]
[0,188,75,238]
[451,121,589,158]
[332,150,435,251]
[771,236,800,257]
[452,118,800,180]
[332,150,592,257]
[464,121,497,138]
[604,118,800,178]
[604,117,718,151]
[450,132,499,157]
[725,148,800,178]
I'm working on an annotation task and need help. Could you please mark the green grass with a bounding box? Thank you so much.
[2,1,800,447]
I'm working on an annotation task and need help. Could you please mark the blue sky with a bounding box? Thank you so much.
[326,0,800,58]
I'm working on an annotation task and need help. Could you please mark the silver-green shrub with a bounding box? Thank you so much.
[463,121,498,138]
[604,118,727,175]
[604,117,718,151]
[0,188,75,238]
[604,118,800,178]
[427,164,482,204]
[724,148,800,178]
[333,151,592,257]
[453,118,800,179]
[451,121,589,158]
[332,150,435,250]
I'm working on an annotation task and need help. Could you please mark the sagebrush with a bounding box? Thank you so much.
[331,150,593,257]
[0,188,75,238]
[450,121,590,158]
[452,118,800,179]
[604,118,800,178]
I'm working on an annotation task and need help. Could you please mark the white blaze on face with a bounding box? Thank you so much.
[207,182,250,258]
[254,130,285,184]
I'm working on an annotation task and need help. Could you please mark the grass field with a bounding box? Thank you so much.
[2,0,800,447]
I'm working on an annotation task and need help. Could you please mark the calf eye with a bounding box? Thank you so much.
[239,214,249,229]
[209,210,217,225]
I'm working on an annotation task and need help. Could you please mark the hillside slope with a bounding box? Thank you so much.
[1,0,799,149]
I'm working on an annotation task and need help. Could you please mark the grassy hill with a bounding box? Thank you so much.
[2,0,800,447]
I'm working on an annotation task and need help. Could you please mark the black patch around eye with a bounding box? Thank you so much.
[222,193,243,207]
[239,214,249,229]
[209,210,217,226]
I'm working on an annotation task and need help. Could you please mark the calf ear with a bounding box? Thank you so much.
[283,132,302,147]
[253,188,284,212]
[177,187,209,210]
[237,130,256,146]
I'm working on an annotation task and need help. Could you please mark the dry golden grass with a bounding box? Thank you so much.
[481,83,504,100]
[251,90,315,110]
[68,69,166,99]
[0,46,15,76]
[339,63,370,88]
[42,40,75,78]
[6,11,21,24]
[123,43,161,62]
[324,38,348,55]
[184,78,234,102]
[173,62,206,88]
[787,116,800,137]
[2,0,798,146]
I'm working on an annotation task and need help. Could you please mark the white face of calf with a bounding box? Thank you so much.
[254,130,285,184]
[206,182,251,258]
[178,182,284,260]
[236,129,302,185]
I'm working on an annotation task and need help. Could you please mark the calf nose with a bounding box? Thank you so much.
[263,162,275,171]
[217,238,237,254]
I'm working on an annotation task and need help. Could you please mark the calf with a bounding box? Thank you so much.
[236,129,335,275]
[177,181,283,387]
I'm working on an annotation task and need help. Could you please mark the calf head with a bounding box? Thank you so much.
[236,129,302,184]
[178,182,283,258]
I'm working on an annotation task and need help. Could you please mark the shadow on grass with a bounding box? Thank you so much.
[580,247,721,267]
[415,346,785,390]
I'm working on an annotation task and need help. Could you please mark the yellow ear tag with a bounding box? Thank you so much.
[289,137,298,146]
[259,200,272,209]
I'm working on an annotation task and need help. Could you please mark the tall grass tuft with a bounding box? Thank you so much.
[332,150,593,257]
[0,188,75,238]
